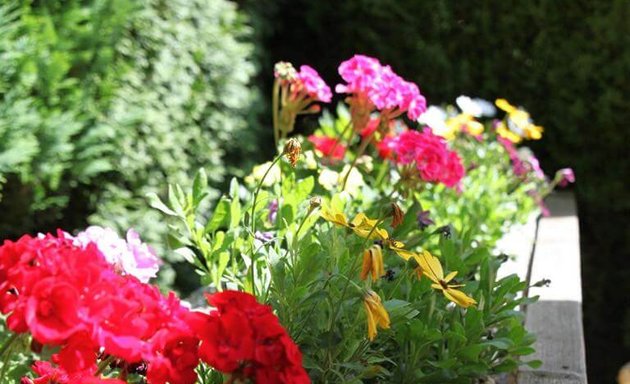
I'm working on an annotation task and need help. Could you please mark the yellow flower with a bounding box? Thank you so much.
[320,205,350,227]
[349,213,388,240]
[495,121,522,143]
[363,290,390,341]
[495,98,544,142]
[414,251,477,308]
[360,245,385,281]
[320,207,389,240]
[444,113,485,139]
[383,239,416,261]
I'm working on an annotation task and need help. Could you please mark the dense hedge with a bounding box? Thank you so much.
[0,0,260,254]
[243,0,629,382]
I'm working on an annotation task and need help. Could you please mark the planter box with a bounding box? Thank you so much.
[497,192,587,384]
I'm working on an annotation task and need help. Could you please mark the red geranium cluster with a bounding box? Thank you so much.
[193,291,310,384]
[378,129,465,188]
[307,134,347,161]
[0,232,310,384]
[336,54,427,130]
[1,232,198,383]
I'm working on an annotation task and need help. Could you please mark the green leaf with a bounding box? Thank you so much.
[146,192,178,216]
[205,198,230,233]
[192,168,208,207]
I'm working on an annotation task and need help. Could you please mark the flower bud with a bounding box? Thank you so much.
[309,196,322,210]
[283,138,301,167]
[274,61,297,83]
[390,203,404,229]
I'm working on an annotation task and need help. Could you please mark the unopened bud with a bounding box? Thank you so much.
[274,61,297,82]
[390,203,404,229]
[309,196,322,210]
[283,138,301,167]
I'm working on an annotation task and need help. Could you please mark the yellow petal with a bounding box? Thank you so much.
[321,206,349,227]
[495,98,516,114]
[443,287,477,308]
[392,247,415,261]
[466,120,484,135]
[417,251,444,283]
[444,271,458,283]
[364,301,377,341]
[373,246,385,280]
[360,249,372,281]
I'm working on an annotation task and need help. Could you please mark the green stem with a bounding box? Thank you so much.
[0,333,18,360]
[329,216,386,329]
[272,80,280,149]
[326,119,353,161]
[95,355,116,376]
[249,154,283,296]
[341,132,374,191]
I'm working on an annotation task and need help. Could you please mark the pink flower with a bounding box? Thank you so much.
[297,65,332,102]
[379,129,465,188]
[74,226,161,283]
[336,55,427,122]
[556,168,575,187]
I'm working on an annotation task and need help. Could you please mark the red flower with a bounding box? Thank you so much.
[308,135,346,161]
[25,278,83,345]
[195,290,310,383]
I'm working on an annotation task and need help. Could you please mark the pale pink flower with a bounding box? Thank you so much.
[74,226,161,283]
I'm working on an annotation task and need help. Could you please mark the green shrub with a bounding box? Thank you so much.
[0,0,260,261]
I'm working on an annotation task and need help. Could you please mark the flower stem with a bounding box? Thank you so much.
[249,154,283,296]
[272,80,280,149]
[0,333,18,360]
[95,355,116,376]
[341,132,374,191]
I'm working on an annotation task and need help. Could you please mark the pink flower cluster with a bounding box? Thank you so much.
[497,136,545,180]
[378,129,465,188]
[274,64,332,103]
[336,55,427,120]
[296,65,332,103]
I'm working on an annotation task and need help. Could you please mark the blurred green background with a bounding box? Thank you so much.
[0,0,628,382]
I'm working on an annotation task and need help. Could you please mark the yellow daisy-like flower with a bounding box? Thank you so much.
[349,213,389,240]
[363,290,390,341]
[495,98,544,142]
[320,206,389,240]
[360,245,385,281]
[414,251,477,308]
[320,205,350,227]
[444,113,485,139]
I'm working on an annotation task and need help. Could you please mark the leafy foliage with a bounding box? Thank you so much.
[154,97,548,382]
[0,0,260,277]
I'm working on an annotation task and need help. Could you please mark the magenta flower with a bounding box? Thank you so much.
[556,168,575,187]
[297,65,332,102]
[378,129,465,188]
[336,55,427,129]
[74,226,161,283]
